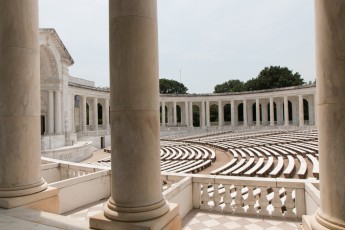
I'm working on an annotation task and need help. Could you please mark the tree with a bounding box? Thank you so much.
[159,78,188,94]
[244,66,304,91]
[214,79,245,93]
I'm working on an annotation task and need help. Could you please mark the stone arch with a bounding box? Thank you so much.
[40,45,59,80]
[98,103,103,125]
[192,105,200,127]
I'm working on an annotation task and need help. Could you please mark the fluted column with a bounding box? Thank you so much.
[218,101,223,127]
[243,99,248,126]
[103,0,170,222]
[54,91,62,134]
[310,1,345,229]
[299,95,304,126]
[270,97,274,126]
[93,98,98,131]
[284,96,289,126]
[0,0,47,198]
[231,100,235,126]
[256,98,260,126]
[105,99,110,131]
[206,101,210,127]
[82,96,87,132]
[48,90,54,134]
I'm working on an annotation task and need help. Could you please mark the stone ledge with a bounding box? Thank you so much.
[89,202,181,230]
[0,186,58,212]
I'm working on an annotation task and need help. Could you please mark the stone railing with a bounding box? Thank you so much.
[161,172,318,220]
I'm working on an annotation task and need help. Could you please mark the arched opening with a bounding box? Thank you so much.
[303,99,309,123]
[160,106,168,124]
[282,101,293,123]
[267,102,277,122]
[238,103,244,124]
[224,104,231,123]
[192,105,200,127]
[176,105,182,123]
[252,103,262,122]
[98,103,103,125]
[210,104,218,124]
[86,103,90,125]
[41,115,45,135]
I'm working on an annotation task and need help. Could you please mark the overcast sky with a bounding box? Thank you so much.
[39,0,315,93]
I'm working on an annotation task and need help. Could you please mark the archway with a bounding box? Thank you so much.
[210,104,218,125]
[192,105,200,127]
[98,103,103,125]
[224,104,231,123]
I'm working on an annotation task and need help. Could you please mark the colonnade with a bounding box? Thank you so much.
[161,94,316,128]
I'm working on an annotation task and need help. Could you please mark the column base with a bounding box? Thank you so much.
[90,202,181,230]
[0,186,59,214]
[302,212,345,230]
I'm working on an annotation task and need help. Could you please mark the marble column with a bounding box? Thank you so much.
[100,0,171,223]
[54,91,62,134]
[189,101,193,127]
[248,102,253,126]
[292,100,298,125]
[310,1,345,229]
[201,101,205,128]
[173,101,177,126]
[93,98,98,131]
[105,99,110,131]
[0,0,47,198]
[262,101,268,126]
[206,101,210,127]
[308,98,315,125]
[48,90,54,134]
[299,95,304,126]
[270,97,274,126]
[70,94,75,132]
[256,99,260,126]
[162,101,166,126]
[184,101,188,126]
[284,96,289,126]
[82,96,87,132]
[218,101,224,127]
[231,100,235,126]
[314,93,318,125]
[277,100,283,125]
[243,99,248,126]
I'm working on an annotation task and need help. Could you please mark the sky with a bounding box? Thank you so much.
[39,0,315,93]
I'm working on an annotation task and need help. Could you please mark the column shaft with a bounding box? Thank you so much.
[54,91,62,134]
[299,95,304,126]
[105,0,169,221]
[231,100,235,126]
[82,96,87,132]
[243,99,248,126]
[93,98,98,131]
[312,1,345,229]
[184,101,188,126]
[173,101,177,126]
[270,97,274,126]
[218,101,223,127]
[189,102,193,127]
[256,99,260,126]
[284,96,289,126]
[105,99,110,131]
[0,0,47,197]
[48,90,54,134]
[206,101,210,127]
[162,101,166,126]
[201,101,205,128]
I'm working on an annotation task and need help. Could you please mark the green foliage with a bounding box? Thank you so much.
[214,66,305,93]
[159,78,188,94]
[244,66,304,91]
[214,79,245,93]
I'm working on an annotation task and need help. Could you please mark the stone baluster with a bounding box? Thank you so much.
[223,184,233,213]
[212,184,222,212]
[258,187,269,216]
[284,188,295,218]
[271,188,283,217]
[201,183,210,209]
[233,185,244,214]
[246,186,256,215]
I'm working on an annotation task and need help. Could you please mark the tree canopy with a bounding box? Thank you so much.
[159,78,188,94]
[214,66,305,93]
[214,79,245,93]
